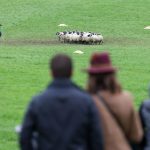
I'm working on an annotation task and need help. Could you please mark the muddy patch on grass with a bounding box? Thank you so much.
[0,39,62,46]
[105,37,150,46]
[0,37,149,47]
[0,39,102,46]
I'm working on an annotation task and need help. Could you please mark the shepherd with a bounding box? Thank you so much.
[0,24,2,38]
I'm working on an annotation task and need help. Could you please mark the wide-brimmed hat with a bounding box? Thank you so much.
[85,52,117,74]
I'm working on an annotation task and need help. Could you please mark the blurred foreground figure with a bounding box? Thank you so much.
[85,52,143,150]
[20,54,104,150]
[139,85,150,150]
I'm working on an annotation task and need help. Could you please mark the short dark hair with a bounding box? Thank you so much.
[50,54,72,78]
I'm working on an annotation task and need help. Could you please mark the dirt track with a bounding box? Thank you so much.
[0,38,102,46]
[0,39,62,46]
[0,37,149,46]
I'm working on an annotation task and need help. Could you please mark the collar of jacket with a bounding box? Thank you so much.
[48,78,74,88]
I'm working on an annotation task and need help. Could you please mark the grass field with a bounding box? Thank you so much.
[0,0,150,149]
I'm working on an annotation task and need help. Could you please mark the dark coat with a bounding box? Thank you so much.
[140,100,150,149]
[20,79,104,150]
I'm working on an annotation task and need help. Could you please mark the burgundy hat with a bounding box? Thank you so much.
[85,52,117,74]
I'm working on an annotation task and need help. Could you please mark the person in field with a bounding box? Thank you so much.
[20,54,104,150]
[85,52,143,150]
[0,24,2,38]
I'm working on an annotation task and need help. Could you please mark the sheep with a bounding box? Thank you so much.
[56,31,104,45]
[56,32,62,41]
[84,34,92,44]
[64,31,81,43]
[81,32,92,44]
[76,32,82,42]
[90,33,98,44]
[71,32,81,43]
[97,34,104,44]
[64,32,71,43]
[90,33,103,44]
[66,32,74,43]
[56,32,65,43]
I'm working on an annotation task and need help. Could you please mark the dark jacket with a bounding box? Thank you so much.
[20,79,104,150]
[140,100,150,150]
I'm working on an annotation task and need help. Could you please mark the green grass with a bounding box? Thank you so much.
[0,0,150,149]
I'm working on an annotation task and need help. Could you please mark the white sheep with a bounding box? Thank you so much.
[56,32,65,43]
[56,31,104,44]
[81,32,91,43]
[97,34,104,44]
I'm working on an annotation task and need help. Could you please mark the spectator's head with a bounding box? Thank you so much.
[85,52,122,94]
[50,54,72,79]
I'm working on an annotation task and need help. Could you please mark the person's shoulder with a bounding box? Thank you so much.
[121,91,134,101]
[68,83,93,106]
[72,83,92,99]
[142,99,150,109]
[31,89,49,104]
[28,90,50,112]
[31,83,93,106]
[117,91,134,108]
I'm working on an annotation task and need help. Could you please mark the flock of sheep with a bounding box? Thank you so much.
[56,31,104,44]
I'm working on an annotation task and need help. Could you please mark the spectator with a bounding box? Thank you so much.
[85,52,143,150]
[139,85,150,150]
[20,54,104,150]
